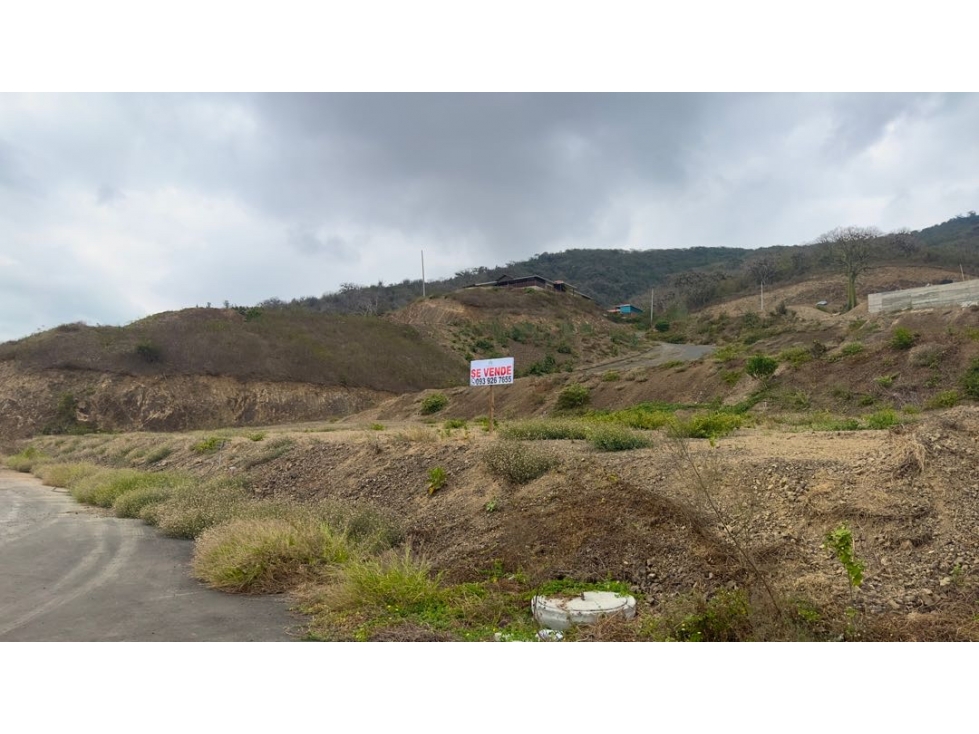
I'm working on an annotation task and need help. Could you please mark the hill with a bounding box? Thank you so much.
[280,211,979,316]
[0,307,466,438]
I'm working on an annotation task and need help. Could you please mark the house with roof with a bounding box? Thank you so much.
[607,303,643,315]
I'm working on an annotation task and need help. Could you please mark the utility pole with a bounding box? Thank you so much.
[760,282,765,313]
[650,288,654,326]
[421,250,426,298]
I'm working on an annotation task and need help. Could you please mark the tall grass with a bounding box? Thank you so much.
[192,517,353,593]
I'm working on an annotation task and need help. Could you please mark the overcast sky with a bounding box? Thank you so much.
[1,92,978,342]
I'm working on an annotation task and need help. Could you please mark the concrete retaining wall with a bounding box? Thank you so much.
[868,279,979,314]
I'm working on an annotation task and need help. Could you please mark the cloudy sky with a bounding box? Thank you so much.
[1,92,978,342]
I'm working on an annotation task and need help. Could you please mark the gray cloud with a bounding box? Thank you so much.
[0,93,977,342]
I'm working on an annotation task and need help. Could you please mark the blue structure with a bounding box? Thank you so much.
[609,303,643,315]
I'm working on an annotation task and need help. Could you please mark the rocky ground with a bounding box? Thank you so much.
[45,401,976,640]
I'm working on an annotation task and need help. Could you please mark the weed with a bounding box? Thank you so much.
[778,347,812,367]
[644,589,753,642]
[443,419,467,430]
[34,462,100,488]
[865,409,899,429]
[500,419,590,441]
[745,354,777,380]
[825,523,864,588]
[427,466,447,495]
[556,384,590,410]
[926,390,959,409]
[191,436,226,454]
[246,432,267,441]
[420,393,449,415]
[482,441,558,484]
[484,498,500,513]
[324,547,445,617]
[5,446,48,473]
[890,327,918,350]
[720,369,742,386]
[961,358,979,400]
[874,374,896,388]
[192,517,351,593]
[601,370,620,382]
[840,342,864,356]
[671,412,744,440]
[113,487,174,518]
[589,424,651,451]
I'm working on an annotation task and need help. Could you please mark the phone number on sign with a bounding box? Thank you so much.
[471,375,513,386]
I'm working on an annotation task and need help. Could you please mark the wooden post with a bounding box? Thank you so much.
[489,384,495,433]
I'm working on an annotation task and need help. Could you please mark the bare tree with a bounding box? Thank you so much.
[815,226,883,311]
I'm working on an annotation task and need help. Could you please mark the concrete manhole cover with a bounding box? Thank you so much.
[531,591,637,631]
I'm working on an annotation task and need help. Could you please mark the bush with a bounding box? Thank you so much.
[589,424,650,452]
[961,359,979,400]
[113,487,174,518]
[500,419,590,441]
[70,468,189,509]
[654,319,671,333]
[926,390,959,409]
[321,548,444,617]
[5,446,48,473]
[192,517,351,593]
[135,341,163,363]
[890,327,917,350]
[151,478,252,538]
[672,412,744,439]
[556,384,590,410]
[840,342,864,357]
[420,393,449,415]
[191,436,226,454]
[745,355,777,380]
[34,462,100,488]
[482,441,558,484]
[427,466,447,495]
[865,409,899,429]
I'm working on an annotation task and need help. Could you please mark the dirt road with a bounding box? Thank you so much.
[0,470,298,641]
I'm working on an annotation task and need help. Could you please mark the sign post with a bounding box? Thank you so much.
[469,357,514,433]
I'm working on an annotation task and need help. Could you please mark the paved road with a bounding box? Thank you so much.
[0,470,299,641]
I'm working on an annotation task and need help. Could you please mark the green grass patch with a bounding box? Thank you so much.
[839,342,864,357]
[420,392,448,415]
[70,468,191,508]
[500,419,590,441]
[588,424,651,451]
[112,487,174,518]
[926,390,959,409]
[144,446,173,464]
[778,346,812,367]
[191,436,227,454]
[34,462,100,488]
[671,412,744,439]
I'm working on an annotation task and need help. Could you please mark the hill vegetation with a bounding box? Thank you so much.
[274,211,979,317]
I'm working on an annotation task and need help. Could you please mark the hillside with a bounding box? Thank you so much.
[277,211,979,316]
[0,307,466,438]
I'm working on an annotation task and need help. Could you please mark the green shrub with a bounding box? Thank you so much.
[525,354,558,376]
[874,374,895,388]
[646,590,753,642]
[151,478,252,539]
[191,436,226,454]
[556,384,590,410]
[420,393,449,415]
[864,409,899,430]
[840,342,864,356]
[961,359,979,400]
[654,319,671,333]
[247,432,267,441]
[482,441,558,484]
[442,419,467,430]
[890,327,917,350]
[745,354,778,380]
[672,412,744,439]
[589,424,650,452]
[601,370,620,382]
[500,419,590,441]
[322,548,445,617]
[427,466,447,495]
[778,347,812,367]
[926,390,959,409]
[70,469,190,509]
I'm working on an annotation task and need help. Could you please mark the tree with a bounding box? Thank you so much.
[815,226,883,311]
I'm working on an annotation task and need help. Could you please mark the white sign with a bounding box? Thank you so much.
[470,357,515,387]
